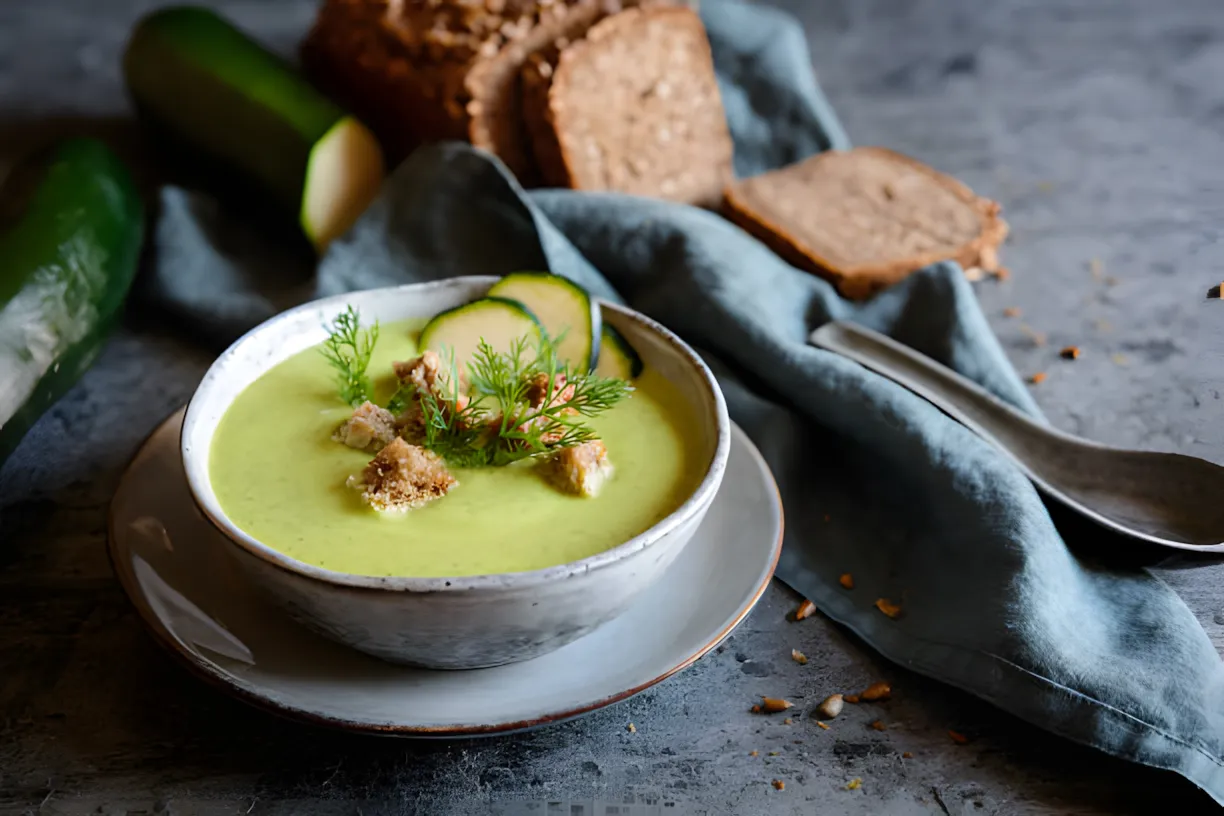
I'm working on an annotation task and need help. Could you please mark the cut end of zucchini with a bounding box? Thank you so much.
[302,117,385,252]
[418,297,543,378]
[487,272,600,372]
[595,323,644,380]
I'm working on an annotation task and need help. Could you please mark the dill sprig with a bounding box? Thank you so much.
[321,306,379,407]
[421,333,633,468]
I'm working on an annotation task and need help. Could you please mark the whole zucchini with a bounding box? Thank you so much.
[0,139,145,466]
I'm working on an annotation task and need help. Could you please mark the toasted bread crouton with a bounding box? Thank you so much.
[547,440,613,497]
[333,401,399,452]
[526,372,576,410]
[393,350,474,440]
[350,438,457,512]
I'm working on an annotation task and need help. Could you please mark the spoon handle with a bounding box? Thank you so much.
[809,320,1052,450]
[809,320,1224,552]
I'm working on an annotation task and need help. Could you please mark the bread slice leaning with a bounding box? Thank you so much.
[723,147,1009,299]
[527,7,734,207]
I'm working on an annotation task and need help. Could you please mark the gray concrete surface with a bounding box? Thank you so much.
[1,0,1222,813]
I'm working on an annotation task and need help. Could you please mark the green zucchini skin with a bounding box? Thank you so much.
[487,272,601,373]
[595,323,644,380]
[122,6,385,251]
[123,6,338,212]
[0,139,145,466]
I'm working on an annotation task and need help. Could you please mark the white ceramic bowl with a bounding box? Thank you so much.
[180,277,730,669]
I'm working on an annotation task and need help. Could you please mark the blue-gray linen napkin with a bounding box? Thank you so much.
[141,0,1224,802]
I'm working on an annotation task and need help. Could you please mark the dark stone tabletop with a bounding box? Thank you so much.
[1,0,1222,813]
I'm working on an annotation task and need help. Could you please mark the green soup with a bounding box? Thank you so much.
[209,319,706,578]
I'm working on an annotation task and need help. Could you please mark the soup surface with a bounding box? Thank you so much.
[209,319,706,577]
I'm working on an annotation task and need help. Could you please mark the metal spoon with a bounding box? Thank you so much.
[810,320,1224,553]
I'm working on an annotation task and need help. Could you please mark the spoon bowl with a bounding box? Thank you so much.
[811,321,1224,553]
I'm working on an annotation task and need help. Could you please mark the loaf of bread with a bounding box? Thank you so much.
[723,147,1009,299]
[522,7,733,207]
[301,0,659,182]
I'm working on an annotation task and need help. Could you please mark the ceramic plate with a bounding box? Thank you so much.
[108,409,783,736]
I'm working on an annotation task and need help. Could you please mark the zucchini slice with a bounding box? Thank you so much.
[418,298,543,378]
[594,323,644,380]
[123,6,384,251]
[487,272,600,372]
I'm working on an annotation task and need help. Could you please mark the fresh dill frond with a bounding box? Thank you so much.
[418,331,633,468]
[321,306,379,407]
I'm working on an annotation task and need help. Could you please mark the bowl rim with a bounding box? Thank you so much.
[180,276,731,594]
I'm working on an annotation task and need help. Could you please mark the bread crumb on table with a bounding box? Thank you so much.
[1002,306,1021,318]
[791,649,808,665]
[760,697,794,713]
[871,720,887,731]
[874,598,902,619]
[860,681,891,702]
[793,599,817,621]
[902,751,913,759]
[771,779,785,791]
[1059,346,1081,360]
[948,730,970,744]
[817,694,844,719]
[817,721,831,730]
[839,573,854,590]
[350,438,457,512]
[846,778,862,791]
[1028,372,1047,385]
[626,723,636,733]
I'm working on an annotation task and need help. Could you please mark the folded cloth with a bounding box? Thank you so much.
[141,0,1224,802]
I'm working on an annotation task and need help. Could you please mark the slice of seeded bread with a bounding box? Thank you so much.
[301,0,646,180]
[722,147,1010,299]
[528,7,734,207]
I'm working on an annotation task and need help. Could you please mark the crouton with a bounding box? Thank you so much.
[349,437,457,512]
[332,401,399,452]
[526,372,576,410]
[547,440,613,497]
[392,350,474,441]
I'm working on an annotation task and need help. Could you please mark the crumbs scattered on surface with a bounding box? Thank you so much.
[860,681,892,702]
[839,573,854,590]
[794,599,817,621]
[817,721,831,730]
[1019,324,1047,346]
[846,778,863,791]
[1028,372,1047,385]
[626,723,636,733]
[783,717,793,725]
[751,704,762,714]
[768,751,780,757]
[1208,283,1223,299]
[1060,346,1081,360]
[949,730,970,744]
[902,751,913,759]
[1002,307,1021,318]
[772,779,785,791]
[875,598,902,619]
[817,694,844,719]
[749,750,759,757]
[844,694,861,704]
[871,720,887,732]
[761,697,794,713]
[791,649,808,665]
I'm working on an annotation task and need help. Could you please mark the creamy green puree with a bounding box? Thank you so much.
[209,319,705,578]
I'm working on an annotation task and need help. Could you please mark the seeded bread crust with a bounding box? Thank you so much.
[535,7,733,206]
[722,147,1010,300]
[301,0,644,181]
